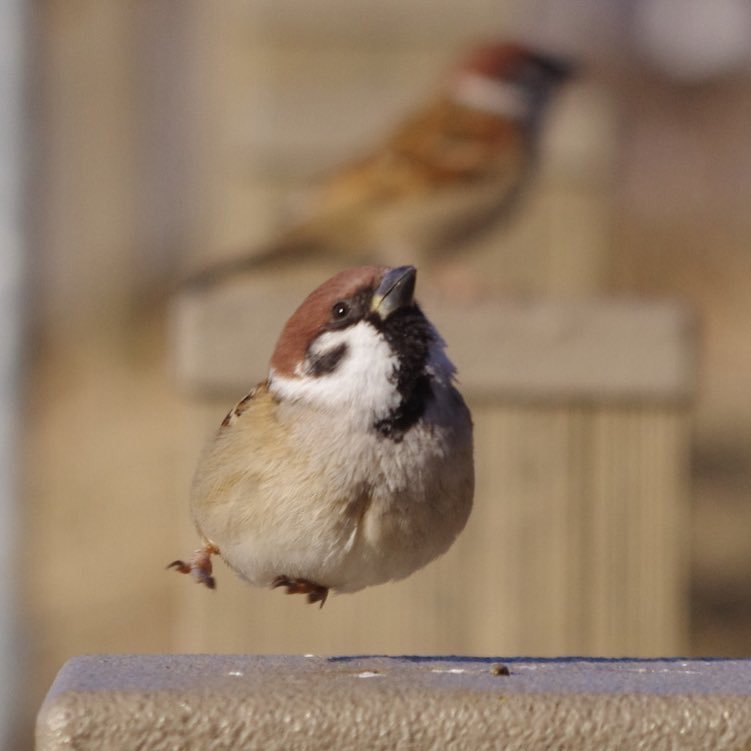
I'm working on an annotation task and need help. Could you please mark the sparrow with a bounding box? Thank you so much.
[184,41,574,289]
[169,265,474,605]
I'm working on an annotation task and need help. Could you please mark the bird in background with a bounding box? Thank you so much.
[184,41,574,290]
[169,265,474,605]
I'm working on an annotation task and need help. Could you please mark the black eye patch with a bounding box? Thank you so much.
[307,343,348,377]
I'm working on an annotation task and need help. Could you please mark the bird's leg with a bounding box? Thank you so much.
[167,542,220,589]
[272,576,329,608]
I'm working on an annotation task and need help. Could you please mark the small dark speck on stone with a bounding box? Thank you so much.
[490,664,510,676]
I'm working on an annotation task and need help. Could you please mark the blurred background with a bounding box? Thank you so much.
[6,0,751,748]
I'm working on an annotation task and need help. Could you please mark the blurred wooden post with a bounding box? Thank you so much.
[0,1,25,747]
[167,4,691,657]
[172,277,694,656]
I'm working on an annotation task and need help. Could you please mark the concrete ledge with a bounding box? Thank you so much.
[37,655,751,750]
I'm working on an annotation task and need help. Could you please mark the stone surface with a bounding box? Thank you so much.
[37,655,751,750]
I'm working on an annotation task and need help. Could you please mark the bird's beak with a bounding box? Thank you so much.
[371,266,417,319]
[535,53,577,82]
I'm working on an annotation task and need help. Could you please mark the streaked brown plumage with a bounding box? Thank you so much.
[184,42,573,289]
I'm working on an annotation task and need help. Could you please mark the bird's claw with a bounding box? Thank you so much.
[168,542,219,589]
[272,576,329,607]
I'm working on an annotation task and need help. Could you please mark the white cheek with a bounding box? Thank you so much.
[269,321,401,420]
[450,73,529,120]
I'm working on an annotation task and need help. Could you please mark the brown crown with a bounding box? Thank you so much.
[270,266,389,377]
[457,41,573,83]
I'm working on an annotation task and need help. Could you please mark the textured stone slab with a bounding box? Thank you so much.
[37,655,751,750]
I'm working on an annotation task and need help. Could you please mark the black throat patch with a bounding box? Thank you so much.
[369,304,435,442]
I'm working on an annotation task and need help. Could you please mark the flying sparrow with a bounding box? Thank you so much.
[169,265,474,605]
[185,41,573,289]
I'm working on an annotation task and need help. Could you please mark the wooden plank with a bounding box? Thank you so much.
[587,406,689,655]
[173,278,696,402]
[174,399,689,657]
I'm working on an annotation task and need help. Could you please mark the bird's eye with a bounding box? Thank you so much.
[332,301,349,320]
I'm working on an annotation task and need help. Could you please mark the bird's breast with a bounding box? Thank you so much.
[192,388,473,592]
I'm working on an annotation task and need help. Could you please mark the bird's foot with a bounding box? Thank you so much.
[167,542,220,589]
[272,576,329,608]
